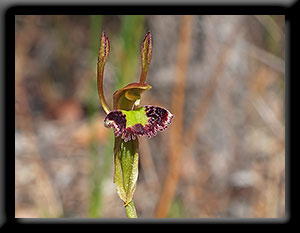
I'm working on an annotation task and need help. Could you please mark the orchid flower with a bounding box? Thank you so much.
[97,31,174,218]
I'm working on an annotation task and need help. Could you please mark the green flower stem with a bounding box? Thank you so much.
[125,200,138,218]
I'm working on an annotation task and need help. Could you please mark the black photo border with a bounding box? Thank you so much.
[2,2,297,228]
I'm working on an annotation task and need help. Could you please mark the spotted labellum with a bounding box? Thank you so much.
[97,31,174,218]
[104,105,173,142]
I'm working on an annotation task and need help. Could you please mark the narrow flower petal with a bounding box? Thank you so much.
[97,31,111,114]
[98,31,110,66]
[104,106,174,141]
[140,31,152,83]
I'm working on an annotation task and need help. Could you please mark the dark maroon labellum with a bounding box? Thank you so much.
[104,106,174,142]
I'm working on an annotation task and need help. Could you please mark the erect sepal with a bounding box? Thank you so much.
[104,105,174,142]
[140,31,152,83]
[97,31,111,114]
[98,31,110,68]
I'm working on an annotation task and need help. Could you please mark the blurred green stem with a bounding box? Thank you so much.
[115,15,145,88]
[125,200,138,218]
[88,15,114,218]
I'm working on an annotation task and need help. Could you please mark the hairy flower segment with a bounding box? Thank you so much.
[104,105,174,142]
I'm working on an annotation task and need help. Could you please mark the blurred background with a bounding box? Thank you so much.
[15,15,285,218]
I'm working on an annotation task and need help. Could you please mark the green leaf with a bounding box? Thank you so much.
[113,137,139,206]
[113,137,127,203]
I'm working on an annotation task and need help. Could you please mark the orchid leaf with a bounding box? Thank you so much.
[113,136,139,207]
[113,137,127,203]
[119,138,139,205]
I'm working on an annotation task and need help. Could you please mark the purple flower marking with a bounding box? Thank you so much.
[104,106,174,142]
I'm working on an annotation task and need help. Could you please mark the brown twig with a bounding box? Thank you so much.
[155,15,194,218]
[139,137,161,191]
[155,19,244,217]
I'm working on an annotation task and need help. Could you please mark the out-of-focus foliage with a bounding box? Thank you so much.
[15,15,285,218]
